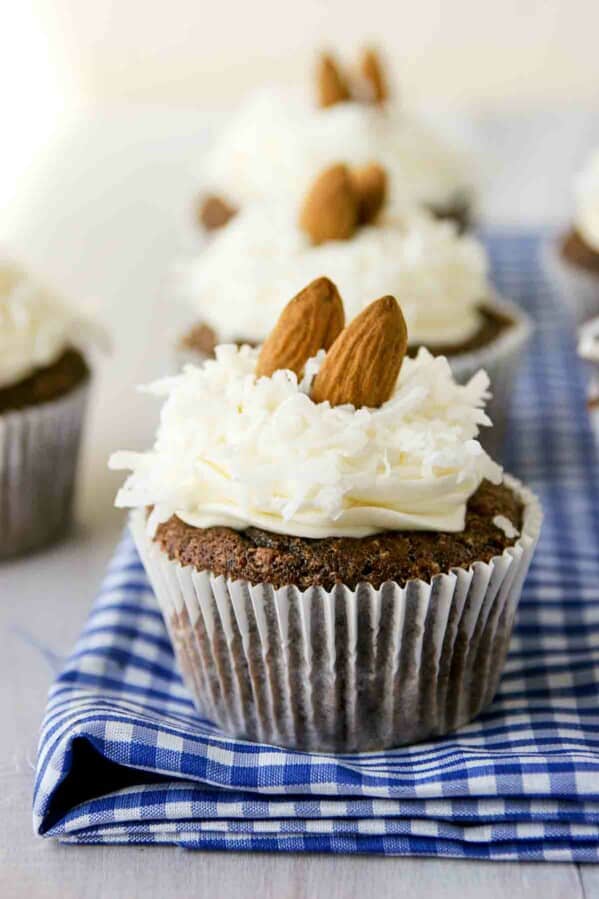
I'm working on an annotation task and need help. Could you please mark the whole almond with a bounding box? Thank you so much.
[317,53,351,108]
[360,48,388,104]
[299,164,359,245]
[255,277,345,379]
[311,295,407,408]
[198,194,237,230]
[352,164,388,224]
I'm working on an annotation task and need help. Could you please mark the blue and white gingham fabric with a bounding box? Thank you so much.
[33,231,599,860]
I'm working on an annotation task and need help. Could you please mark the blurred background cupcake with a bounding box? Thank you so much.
[179,164,531,454]
[195,48,479,237]
[545,147,599,324]
[112,288,541,752]
[0,257,104,558]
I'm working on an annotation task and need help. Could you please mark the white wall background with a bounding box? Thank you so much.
[16,0,599,109]
[2,0,597,229]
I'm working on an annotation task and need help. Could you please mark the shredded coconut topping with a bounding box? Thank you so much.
[110,345,502,539]
[183,208,489,347]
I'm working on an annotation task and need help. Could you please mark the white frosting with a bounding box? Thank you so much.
[183,207,489,346]
[575,149,599,252]
[0,261,95,390]
[110,345,502,539]
[201,89,475,215]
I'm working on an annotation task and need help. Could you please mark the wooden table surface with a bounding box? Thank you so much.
[1,106,598,898]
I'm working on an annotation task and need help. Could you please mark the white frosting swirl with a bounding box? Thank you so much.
[575,149,599,252]
[201,89,476,215]
[183,207,489,346]
[0,260,94,389]
[110,345,502,539]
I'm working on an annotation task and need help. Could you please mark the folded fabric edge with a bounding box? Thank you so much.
[34,721,599,840]
[55,828,599,862]
[48,815,599,843]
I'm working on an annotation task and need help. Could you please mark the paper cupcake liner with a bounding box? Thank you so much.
[0,380,90,559]
[578,317,599,446]
[131,475,542,753]
[541,237,599,326]
[447,296,532,459]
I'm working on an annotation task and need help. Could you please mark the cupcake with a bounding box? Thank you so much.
[0,259,101,558]
[180,164,531,453]
[545,149,599,324]
[196,48,477,235]
[112,281,542,752]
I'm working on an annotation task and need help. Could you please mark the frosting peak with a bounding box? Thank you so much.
[110,345,502,539]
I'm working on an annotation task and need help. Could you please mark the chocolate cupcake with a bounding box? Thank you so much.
[545,149,599,324]
[195,48,477,237]
[113,280,541,752]
[180,165,531,454]
[0,259,101,557]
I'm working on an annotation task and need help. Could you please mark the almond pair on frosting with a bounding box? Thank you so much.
[299,163,387,244]
[317,47,387,108]
[256,275,406,409]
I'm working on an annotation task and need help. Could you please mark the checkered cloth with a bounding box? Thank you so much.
[33,232,599,860]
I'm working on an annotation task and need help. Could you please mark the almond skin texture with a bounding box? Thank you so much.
[255,277,345,379]
[311,295,408,408]
[352,164,388,224]
[360,48,387,104]
[317,53,351,108]
[299,164,359,245]
[198,194,237,230]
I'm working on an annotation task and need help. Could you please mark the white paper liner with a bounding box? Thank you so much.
[541,236,599,326]
[578,317,599,445]
[130,474,542,753]
[0,380,90,559]
[588,399,599,446]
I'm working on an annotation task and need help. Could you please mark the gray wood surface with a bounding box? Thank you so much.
[1,106,598,898]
